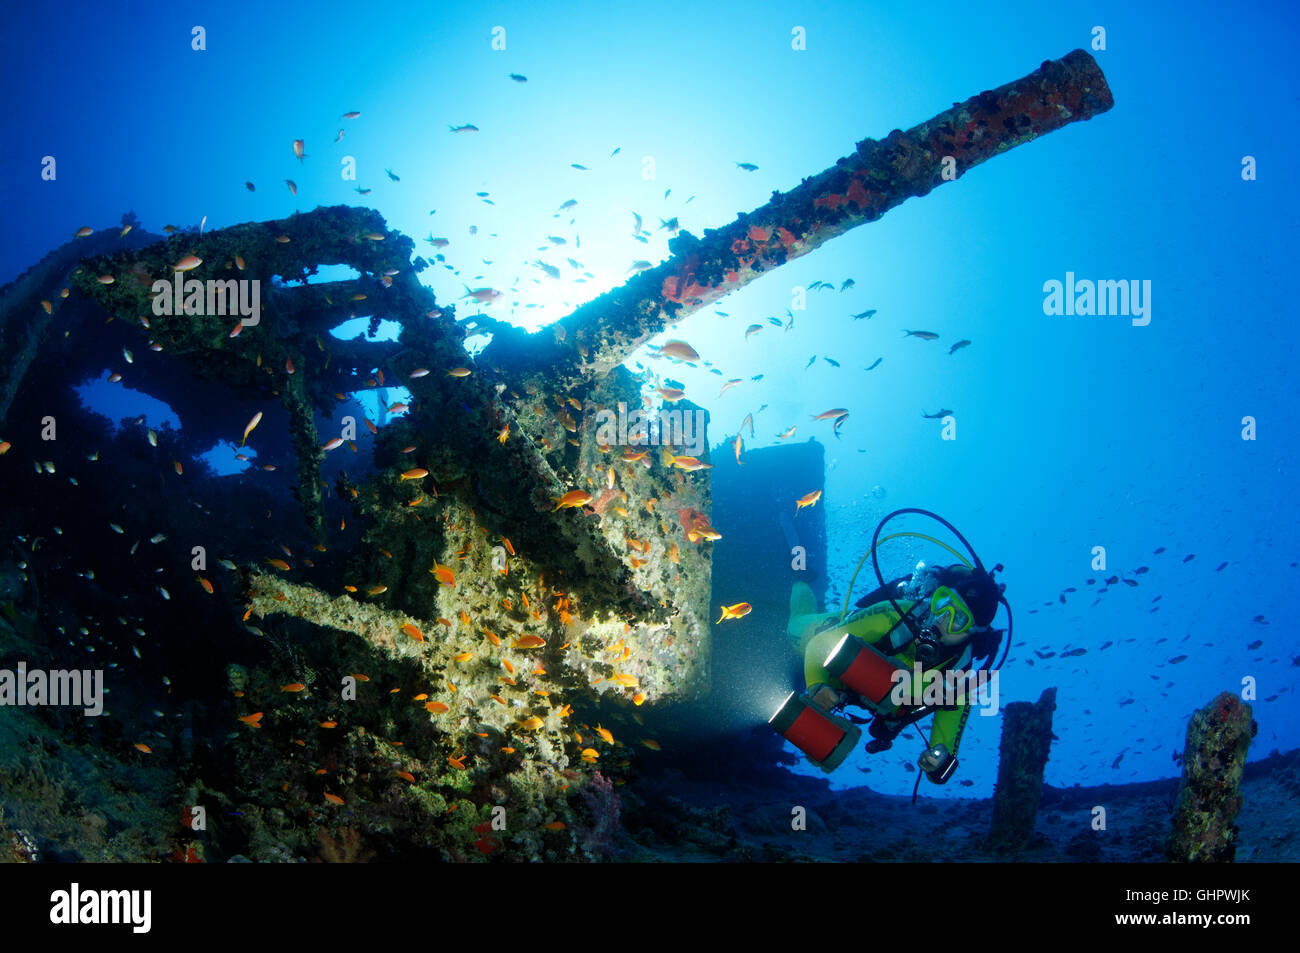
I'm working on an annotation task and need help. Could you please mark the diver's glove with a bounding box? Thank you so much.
[807,683,845,712]
[918,743,957,784]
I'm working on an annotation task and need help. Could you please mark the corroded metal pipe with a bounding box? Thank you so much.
[988,687,1059,852]
[483,49,1114,383]
[1167,692,1256,862]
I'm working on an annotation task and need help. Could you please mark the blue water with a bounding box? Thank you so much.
[3,0,1297,801]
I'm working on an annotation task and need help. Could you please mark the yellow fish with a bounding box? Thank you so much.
[240,411,263,446]
[430,563,455,586]
[795,490,822,512]
[716,602,752,623]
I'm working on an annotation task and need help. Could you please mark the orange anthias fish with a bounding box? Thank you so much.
[552,490,593,511]
[667,452,712,472]
[611,673,639,688]
[795,490,822,513]
[512,635,546,650]
[430,563,456,586]
[519,716,545,730]
[238,712,264,726]
[401,623,425,642]
[266,558,291,571]
[659,339,700,362]
[424,701,450,714]
[280,683,306,692]
[133,743,153,754]
[401,468,429,481]
[716,602,753,623]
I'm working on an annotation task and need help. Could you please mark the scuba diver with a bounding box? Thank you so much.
[769,509,1012,793]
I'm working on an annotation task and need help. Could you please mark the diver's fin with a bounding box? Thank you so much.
[789,581,818,622]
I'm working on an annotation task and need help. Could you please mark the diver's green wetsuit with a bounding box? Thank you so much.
[787,582,970,760]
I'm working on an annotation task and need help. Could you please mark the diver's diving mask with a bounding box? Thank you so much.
[929,586,973,641]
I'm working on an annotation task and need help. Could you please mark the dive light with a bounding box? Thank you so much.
[768,691,861,773]
[823,634,909,715]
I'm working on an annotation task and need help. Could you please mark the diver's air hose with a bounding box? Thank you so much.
[839,531,972,623]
